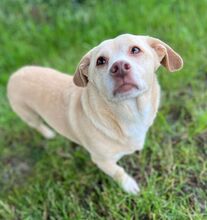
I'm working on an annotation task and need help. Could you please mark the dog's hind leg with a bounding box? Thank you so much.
[11,103,56,139]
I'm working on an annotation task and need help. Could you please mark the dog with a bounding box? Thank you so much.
[7,34,183,194]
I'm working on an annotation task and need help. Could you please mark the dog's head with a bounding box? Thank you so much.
[73,34,183,102]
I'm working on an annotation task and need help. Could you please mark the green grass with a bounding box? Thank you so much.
[0,0,207,219]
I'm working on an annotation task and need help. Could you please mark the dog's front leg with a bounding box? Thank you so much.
[92,157,139,194]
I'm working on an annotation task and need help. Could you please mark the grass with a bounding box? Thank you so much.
[0,0,206,219]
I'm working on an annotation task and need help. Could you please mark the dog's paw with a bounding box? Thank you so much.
[121,175,140,195]
[44,129,56,139]
[39,124,56,139]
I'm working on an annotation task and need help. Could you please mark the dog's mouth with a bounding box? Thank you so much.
[113,83,139,96]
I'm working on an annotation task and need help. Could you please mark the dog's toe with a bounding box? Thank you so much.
[38,124,56,139]
[44,130,56,139]
[121,175,140,195]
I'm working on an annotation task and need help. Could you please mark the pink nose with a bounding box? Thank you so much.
[110,61,131,78]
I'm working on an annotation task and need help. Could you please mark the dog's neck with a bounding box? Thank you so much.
[80,75,160,141]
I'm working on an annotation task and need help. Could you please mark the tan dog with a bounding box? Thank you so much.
[7,34,183,194]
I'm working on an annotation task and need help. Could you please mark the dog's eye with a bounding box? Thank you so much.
[131,46,141,54]
[96,56,107,66]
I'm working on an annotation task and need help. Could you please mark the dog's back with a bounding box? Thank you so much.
[7,66,81,141]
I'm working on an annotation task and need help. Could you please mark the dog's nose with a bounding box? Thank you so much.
[110,61,131,78]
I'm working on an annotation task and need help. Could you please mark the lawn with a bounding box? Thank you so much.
[0,0,206,219]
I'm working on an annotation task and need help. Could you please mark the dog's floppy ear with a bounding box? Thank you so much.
[73,50,91,87]
[148,37,183,72]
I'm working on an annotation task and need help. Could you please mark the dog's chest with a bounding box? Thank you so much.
[112,122,148,161]
[124,119,148,148]
[116,103,153,154]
